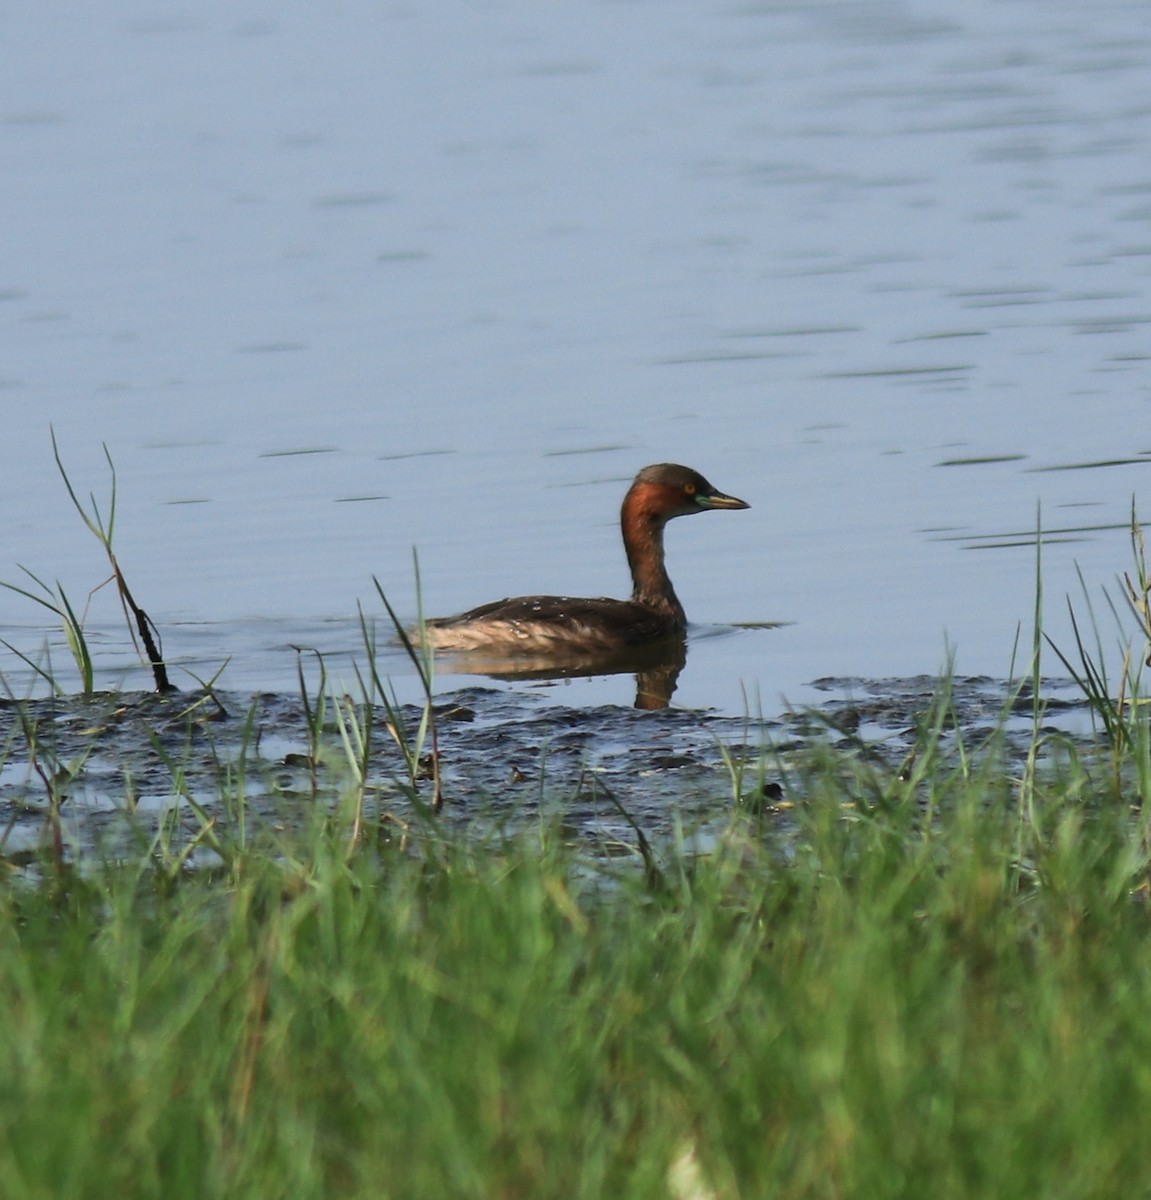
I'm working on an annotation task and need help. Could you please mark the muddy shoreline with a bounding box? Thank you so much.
[0,675,1095,866]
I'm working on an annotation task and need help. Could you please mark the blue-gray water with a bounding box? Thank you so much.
[3,0,1151,713]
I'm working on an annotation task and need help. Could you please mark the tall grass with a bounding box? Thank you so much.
[1045,502,1151,793]
[1,430,171,694]
[0,719,1148,1199]
[0,610,1148,1198]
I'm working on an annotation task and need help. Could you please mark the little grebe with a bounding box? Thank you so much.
[419,463,749,654]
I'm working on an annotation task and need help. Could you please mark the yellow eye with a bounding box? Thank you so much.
[684,482,696,495]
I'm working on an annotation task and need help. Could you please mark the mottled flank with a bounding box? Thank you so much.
[422,596,688,653]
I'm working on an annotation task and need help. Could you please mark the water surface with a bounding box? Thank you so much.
[3,0,1151,714]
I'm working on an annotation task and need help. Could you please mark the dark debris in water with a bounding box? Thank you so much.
[809,674,1085,730]
[0,677,1097,865]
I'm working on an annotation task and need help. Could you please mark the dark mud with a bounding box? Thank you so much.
[0,676,1094,866]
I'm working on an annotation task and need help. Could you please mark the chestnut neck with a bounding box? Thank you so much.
[621,485,685,625]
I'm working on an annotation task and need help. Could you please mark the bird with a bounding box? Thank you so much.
[417,463,748,656]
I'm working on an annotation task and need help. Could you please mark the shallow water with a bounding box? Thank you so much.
[3,1,1151,714]
[0,675,1092,864]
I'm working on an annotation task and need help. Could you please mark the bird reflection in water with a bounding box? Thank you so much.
[432,637,688,710]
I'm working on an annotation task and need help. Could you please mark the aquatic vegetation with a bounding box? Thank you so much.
[0,677,1146,1198]
[0,430,171,695]
[1045,502,1151,792]
[0,559,1146,1199]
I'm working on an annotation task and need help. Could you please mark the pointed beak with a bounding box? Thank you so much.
[699,489,749,511]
